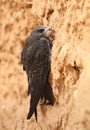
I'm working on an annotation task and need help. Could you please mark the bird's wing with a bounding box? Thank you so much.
[27,37,52,120]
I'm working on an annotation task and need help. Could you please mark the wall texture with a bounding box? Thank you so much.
[0,0,90,130]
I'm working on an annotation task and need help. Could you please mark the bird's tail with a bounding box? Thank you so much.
[27,107,37,122]
[27,87,42,122]
[42,82,55,105]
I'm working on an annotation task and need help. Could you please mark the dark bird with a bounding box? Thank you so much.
[21,25,55,122]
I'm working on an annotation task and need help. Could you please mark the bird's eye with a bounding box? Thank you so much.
[38,28,44,33]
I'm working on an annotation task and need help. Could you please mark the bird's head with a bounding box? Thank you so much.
[31,26,52,38]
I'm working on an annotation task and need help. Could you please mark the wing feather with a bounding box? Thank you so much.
[27,37,52,120]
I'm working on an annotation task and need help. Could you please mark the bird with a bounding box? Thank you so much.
[21,25,55,122]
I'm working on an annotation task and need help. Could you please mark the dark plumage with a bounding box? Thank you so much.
[21,26,55,122]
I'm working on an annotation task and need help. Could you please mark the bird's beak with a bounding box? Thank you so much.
[45,27,52,37]
[45,27,55,41]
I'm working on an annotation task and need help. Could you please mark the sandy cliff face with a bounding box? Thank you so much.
[0,0,90,130]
